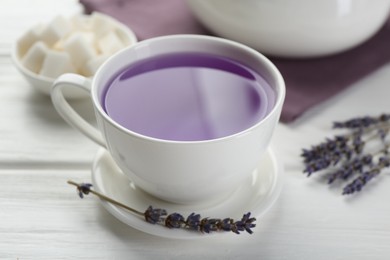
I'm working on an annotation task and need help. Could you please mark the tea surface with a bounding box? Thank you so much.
[103,52,275,141]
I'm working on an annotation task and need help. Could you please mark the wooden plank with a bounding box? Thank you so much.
[0,57,98,165]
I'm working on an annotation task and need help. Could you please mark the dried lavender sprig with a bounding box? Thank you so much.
[301,135,348,163]
[337,145,389,194]
[342,156,390,195]
[301,132,365,166]
[302,136,358,176]
[333,114,390,129]
[327,154,373,184]
[68,181,256,234]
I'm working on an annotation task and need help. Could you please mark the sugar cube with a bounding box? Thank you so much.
[21,41,48,73]
[39,50,76,78]
[70,14,91,31]
[54,31,95,52]
[115,27,132,46]
[17,23,44,57]
[90,12,115,37]
[40,15,72,47]
[97,31,124,55]
[63,32,97,70]
[18,12,133,80]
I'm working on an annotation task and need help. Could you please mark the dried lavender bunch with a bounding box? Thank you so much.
[333,114,390,129]
[302,114,390,195]
[68,181,256,234]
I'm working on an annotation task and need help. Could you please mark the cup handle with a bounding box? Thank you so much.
[51,73,106,148]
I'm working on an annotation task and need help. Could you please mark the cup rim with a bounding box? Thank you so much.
[91,34,285,144]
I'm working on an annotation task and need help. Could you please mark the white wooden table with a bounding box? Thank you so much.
[1,1,390,259]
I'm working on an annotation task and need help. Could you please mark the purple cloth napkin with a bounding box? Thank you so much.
[80,0,390,123]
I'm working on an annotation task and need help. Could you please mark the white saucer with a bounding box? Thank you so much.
[91,148,283,239]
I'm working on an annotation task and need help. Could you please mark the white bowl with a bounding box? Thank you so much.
[12,13,137,99]
[187,0,390,58]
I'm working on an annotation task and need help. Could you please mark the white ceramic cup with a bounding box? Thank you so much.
[51,35,285,204]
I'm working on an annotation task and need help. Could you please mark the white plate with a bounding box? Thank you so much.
[91,147,283,239]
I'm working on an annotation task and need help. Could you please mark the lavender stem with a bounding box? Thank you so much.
[67,180,144,216]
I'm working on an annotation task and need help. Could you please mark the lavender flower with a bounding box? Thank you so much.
[234,212,256,234]
[165,213,185,228]
[378,128,389,141]
[77,183,93,198]
[327,155,372,184]
[333,113,390,129]
[185,213,201,230]
[341,155,389,195]
[196,213,256,234]
[352,132,365,154]
[219,218,235,232]
[302,131,367,177]
[199,218,220,233]
[342,168,381,195]
[304,157,333,176]
[301,135,348,163]
[144,206,167,224]
[67,181,256,234]
[302,113,390,196]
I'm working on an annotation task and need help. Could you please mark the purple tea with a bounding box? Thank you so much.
[102,52,275,141]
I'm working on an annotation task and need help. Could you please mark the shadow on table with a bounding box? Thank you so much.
[25,90,96,128]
